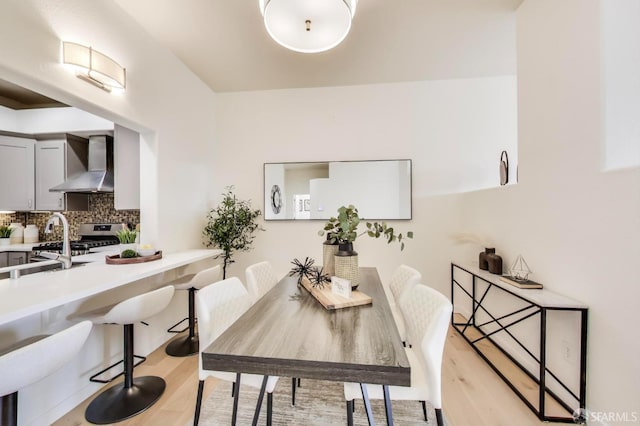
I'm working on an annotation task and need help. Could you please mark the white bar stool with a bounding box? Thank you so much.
[0,321,92,426]
[165,265,221,357]
[75,285,174,424]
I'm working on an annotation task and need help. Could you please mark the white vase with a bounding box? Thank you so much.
[0,238,10,246]
[119,243,137,255]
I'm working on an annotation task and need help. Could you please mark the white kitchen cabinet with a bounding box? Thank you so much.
[114,124,140,210]
[35,137,88,211]
[0,135,35,211]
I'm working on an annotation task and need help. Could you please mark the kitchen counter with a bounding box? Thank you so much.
[0,248,221,326]
[0,242,38,252]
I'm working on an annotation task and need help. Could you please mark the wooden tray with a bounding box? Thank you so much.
[300,276,372,310]
[105,250,163,265]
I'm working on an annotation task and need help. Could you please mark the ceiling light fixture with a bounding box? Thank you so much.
[62,42,126,93]
[259,0,357,53]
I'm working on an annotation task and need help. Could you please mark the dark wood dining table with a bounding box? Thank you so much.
[201,267,410,425]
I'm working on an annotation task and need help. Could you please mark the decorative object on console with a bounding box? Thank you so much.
[509,254,532,281]
[259,0,358,53]
[499,150,509,186]
[203,186,263,278]
[487,251,503,275]
[478,247,495,271]
[499,275,543,289]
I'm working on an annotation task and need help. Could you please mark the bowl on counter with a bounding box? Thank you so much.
[137,245,156,257]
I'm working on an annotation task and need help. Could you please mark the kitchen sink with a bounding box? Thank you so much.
[0,261,90,280]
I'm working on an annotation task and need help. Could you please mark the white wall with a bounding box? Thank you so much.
[0,0,216,251]
[213,76,517,291]
[0,0,216,423]
[458,0,640,423]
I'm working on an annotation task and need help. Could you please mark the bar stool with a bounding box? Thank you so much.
[165,265,221,357]
[0,321,92,426]
[76,285,174,424]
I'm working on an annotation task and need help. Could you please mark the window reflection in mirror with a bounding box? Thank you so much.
[264,160,412,220]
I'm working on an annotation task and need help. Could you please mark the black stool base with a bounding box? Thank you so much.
[85,376,166,424]
[165,334,199,357]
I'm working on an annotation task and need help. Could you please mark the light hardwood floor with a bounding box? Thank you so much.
[55,328,559,426]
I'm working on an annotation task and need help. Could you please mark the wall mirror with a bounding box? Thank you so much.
[264,159,412,220]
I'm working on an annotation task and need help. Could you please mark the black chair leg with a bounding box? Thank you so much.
[420,400,427,421]
[346,400,354,426]
[231,373,241,426]
[267,392,273,426]
[435,408,444,426]
[291,377,296,406]
[297,378,301,387]
[193,380,205,426]
[252,376,269,426]
[0,391,18,426]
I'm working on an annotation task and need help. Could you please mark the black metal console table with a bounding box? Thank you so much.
[451,262,588,423]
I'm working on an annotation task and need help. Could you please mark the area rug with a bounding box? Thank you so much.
[191,378,448,425]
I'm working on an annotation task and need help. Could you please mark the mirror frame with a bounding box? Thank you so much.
[264,159,412,221]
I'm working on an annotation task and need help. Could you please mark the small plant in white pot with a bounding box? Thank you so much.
[116,227,138,257]
[0,225,12,246]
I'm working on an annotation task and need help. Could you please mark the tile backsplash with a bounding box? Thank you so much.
[0,193,140,242]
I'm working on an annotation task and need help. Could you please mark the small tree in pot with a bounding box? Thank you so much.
[203,186,263,279]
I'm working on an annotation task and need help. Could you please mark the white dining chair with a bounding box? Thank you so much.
[0,321,92,426]
[245,261,278,304]
[194,277,279,426]
[344,284,452,426]
[387,264,422,345]
[165,265,222,357]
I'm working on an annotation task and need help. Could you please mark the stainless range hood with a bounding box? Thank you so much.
[50,135,114,193]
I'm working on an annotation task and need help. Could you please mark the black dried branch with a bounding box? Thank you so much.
[288,257,315,285]
[309,267,331,288]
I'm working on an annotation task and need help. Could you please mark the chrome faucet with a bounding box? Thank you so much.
[42,212,72,269]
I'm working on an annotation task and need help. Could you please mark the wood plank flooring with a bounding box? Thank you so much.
[55,328,557,426]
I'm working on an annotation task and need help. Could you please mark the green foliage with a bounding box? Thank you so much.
[121,249,138,258]
[0,226,12,238]
[203,186,263,278]
[116,228,137,244]
[319,205,413,250]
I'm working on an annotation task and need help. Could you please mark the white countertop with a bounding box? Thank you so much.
[0,248,221,326]
[0,243,38,252]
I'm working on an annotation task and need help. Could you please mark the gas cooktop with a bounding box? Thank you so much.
[32,223,128,256]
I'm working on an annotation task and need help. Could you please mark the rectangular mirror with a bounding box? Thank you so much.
[264,160,412,220]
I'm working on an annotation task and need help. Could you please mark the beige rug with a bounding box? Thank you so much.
[191,377,447,425]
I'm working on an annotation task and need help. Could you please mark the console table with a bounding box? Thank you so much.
[451,262,587,423]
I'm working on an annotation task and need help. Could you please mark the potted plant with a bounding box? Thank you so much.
[319,205,413,289]
[116,226,138,256]
[0,225,12,246]
[203,186,263,279]
[320,205,413,252]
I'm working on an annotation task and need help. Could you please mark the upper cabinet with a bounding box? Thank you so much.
[114,124,140,210]
[0,135,35,210]
[35,136,88,211]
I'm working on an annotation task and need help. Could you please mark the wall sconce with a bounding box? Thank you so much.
[62,42,126,93]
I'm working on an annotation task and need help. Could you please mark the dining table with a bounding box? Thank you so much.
[201,266,411,425]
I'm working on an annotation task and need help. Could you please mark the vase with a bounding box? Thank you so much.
[119,243,137,255]
[479,247,495,270]
[0,238,9,246]
[322,236,338,276]
[334,242,359,290]
[487,252,503,275]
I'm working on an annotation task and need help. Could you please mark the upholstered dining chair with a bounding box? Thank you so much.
[245,261,278,304]
[194,277,279,426]
[344,284,452,426]
[387,264,422,345]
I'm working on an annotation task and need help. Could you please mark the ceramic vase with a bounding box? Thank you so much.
[487,252,503,275]
[479,247,495,270]
[334,242,359,290]
[322,236,338,276]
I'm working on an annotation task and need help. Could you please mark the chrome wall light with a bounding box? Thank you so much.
[259,0,358,53]
[62,42,126,93]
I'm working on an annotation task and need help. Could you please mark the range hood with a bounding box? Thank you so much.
[50,135,114,193]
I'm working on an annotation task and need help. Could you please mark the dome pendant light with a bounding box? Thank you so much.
[259,0,357,53]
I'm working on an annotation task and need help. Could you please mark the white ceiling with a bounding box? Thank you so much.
[115,0,523,93]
